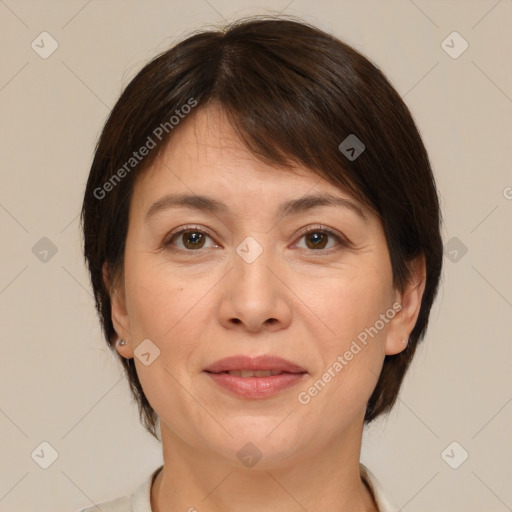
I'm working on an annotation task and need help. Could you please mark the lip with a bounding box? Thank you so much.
[204,355,306,374]
[204,355,307,399]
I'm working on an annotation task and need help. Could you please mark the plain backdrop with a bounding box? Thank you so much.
[1,1,511,511]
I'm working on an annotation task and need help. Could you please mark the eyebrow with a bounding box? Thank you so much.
[145,192,368,222]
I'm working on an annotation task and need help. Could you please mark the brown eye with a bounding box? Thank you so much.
[164,226,217,251]
[304,231,329,250]
[180,231,206,249]
[295,227,345,253]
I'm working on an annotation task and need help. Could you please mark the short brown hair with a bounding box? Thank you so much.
[81,16,443,439]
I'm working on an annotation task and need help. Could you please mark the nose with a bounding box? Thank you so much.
[218,241,293,333]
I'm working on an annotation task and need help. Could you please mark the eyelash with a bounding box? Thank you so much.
[163,224,349,255]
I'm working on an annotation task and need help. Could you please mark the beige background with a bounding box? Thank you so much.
[1,1,511,511]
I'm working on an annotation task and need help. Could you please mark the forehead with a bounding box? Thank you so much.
[131,103,371,220]
[153,103,302,181]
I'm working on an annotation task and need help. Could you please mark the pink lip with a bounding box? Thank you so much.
[204,355,307,399]
[204,355,306,374]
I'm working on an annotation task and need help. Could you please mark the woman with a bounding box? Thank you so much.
[80,15,443,512]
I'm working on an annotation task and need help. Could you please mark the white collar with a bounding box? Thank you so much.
[360,463,397,512]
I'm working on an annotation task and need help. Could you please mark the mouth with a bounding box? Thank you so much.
[203,355,307,398]
[208,369,295,377]
[204,354,307,374]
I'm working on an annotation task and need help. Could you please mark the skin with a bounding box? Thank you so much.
[108,103,426,512]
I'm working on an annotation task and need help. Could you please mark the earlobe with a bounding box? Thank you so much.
[115,338,133,358]
[385,254,426,356]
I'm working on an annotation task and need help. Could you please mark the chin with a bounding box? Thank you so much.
[207,421,310,469]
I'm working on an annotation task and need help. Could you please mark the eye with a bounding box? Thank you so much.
[294,226,347,253]
[163,225,349,254]
[164,226,218,251]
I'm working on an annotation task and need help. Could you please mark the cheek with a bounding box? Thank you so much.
[294,264,392,407]
[124,253,187,337]
[122,257,213,430]
[123,253,215,367]
[296,262,393,346]
[298,289,389,426]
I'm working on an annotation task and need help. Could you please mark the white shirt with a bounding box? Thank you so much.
[77,463,396,512]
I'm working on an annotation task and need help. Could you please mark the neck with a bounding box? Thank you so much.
[151,421,378,512]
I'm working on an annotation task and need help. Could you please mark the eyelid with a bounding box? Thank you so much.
[163,224,351,252]
[293,224,351,252]
[163,224,217,247]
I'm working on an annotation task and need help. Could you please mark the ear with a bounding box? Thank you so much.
[102,262,134,358]
[385,254,426,356]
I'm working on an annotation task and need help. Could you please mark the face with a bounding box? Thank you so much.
[111,103,422,468]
